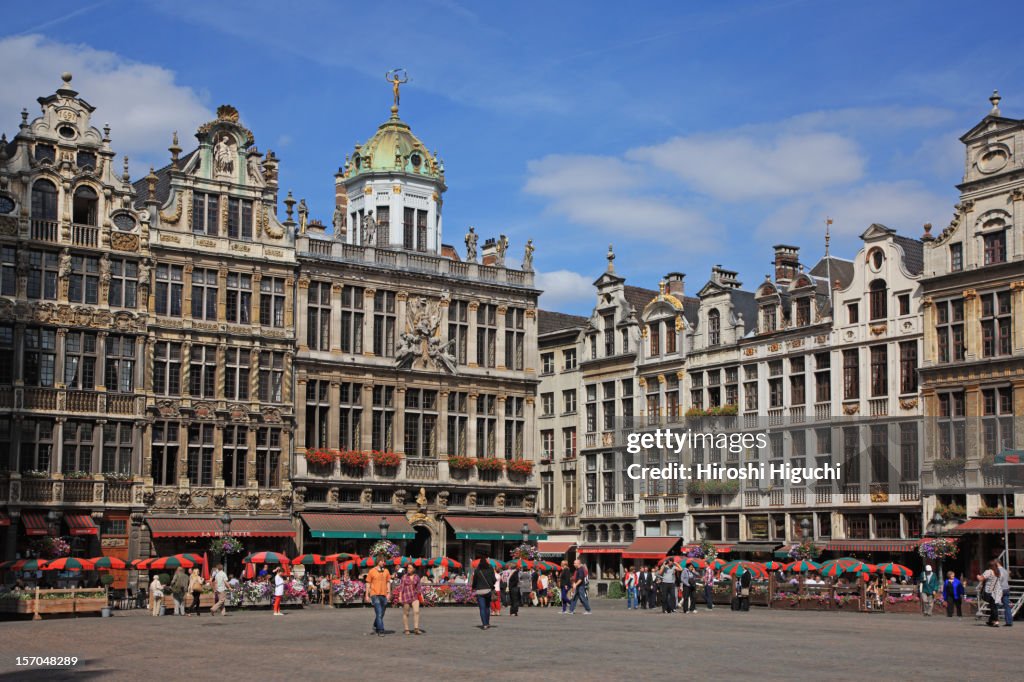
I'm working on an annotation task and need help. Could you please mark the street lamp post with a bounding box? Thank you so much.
[379,517,389,540]
[220,511,232,575]
[521,523,530,545]
[800,517,812,540]
[698,522,707,541]
[929,511,945,577]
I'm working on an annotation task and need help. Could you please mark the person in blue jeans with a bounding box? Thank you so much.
[365,563,391,636]
[624,566,638,609]
[472,556,498,630]
[996,561,1013,626]
[569,558,592,614]
[558,560,572,614]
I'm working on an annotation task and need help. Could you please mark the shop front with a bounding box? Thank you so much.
[300,513,416,562]
[145,516,296,577]
[444,516,547,567]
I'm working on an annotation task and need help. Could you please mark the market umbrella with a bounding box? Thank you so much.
[762,560,784,571]
[471,558,505,570]
[721,560,767,578]
[9,558,48,571]
[819,558,863,578]
[786,560,821,573]
[147,555,197,570]
[201,552,210,581]
[680,557,707,570]
[386,556,415,568]
[131,558,154,569]
[291,554,327,565]
[90,556,127,570]
[506,558,535,570]
[535,560,559,572]
[709,558,726,570]
[243,551,291,565]
[877,562,914,579]
[44,557,95,571]
[417,557,462,570]
[325,552,359,563]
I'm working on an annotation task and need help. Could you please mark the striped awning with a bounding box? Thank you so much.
[622,537,681,559]
[22,511,49,536]
[301,513,415,540]
[444,516,547,541]
[147,517,223,538]
[949,518,1024,535]
[230,518,296,537]
[537,541,576,556]
[65,514,98,536]
[825,540,922,552]
[577,545,628,554]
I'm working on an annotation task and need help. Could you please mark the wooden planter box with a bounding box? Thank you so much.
[0,589,107,619]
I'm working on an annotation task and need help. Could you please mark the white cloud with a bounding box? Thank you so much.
[536,269,595,312]
[628,132,865,201]
[0,35,210,173]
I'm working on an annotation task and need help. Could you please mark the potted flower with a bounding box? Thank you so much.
[510,543,538,561]
[933,457,966,480]
[21,469,49,479]
[338,449,370,472]
[33,537,71,560]
[210,536,244,556]
[507,459,535,476]
[304,448,336,469]
[919,538,958,561]
[474,457,505,472]
[103,471,133,482]
[369,539,401,560]
[447,455,475,471]
[371,450,402,470]
[64,470,91,480]
[687,539,717,562]
[788,539,820,561]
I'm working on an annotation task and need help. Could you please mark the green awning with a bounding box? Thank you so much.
[301,513,415,540]
[446,516,547,541]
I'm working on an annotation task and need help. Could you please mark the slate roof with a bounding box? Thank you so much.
[808,256,854,290]
[894,235,924,275]
[623,285,659,313]
[131,149,198,209]
[538,310,588,335]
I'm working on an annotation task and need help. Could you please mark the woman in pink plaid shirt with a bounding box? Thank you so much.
[398,564,424,635]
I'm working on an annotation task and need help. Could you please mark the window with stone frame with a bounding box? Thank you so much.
[761,304,777,332]
[562,388,577,415]
[21,418,54,473]
[339,382,363,451]
[898,293,910,316]
[899,423,918,482]
[937,391,965,461]
[980,291,1012,358]
[259,350,284,403]
[602,313,615,356]
[899,341,917,394]
[982,387,1014,460]
[869,424,888,483]
[845,514,869,539]
[304,380,329,450]
[63,330,97,390]
[222,424,247,487]
[843,426,860,485]
[306,281,331,351]
[665,320,677,354]
[541,472,554,514]
[191,268,218,320]
[189,345,217,398]
[224,347,250,401]
[983,230,1006,265]
[815,352,831,402]
[563,347,577,370]
[601,381,616,430]
[102,422,133,475]
[62,420,93,474]
[107,257,138,308]
[192,192,220,236]
[24,328,56,387]
[847,302,859,324]
[375,205,390,244]
[0,247,15,296]
[153,341,181,396]
[339,285,364,354]
[505,307,525,369]
[225,272,252,324]
[475,394,496,458]
[743,379,758,412]
[789,356,806,405]
[150,421,178,486]
[104,335,135,393]
[259,277,286,328]
[227,197,254,240]
[541,430,554,458]
[768,376,783,409]
[540,392,554,417]
[949,243,963,272]
[31,178,58,218]
[869,345,887,396]
[842,349,859,400]
[563,427,576,459]
[417,209,428,252]
[256,427,281,488]
[187,423,214,486]
[373,290,397,357]
[404,388,438,458]
[708,309,721,346]
[27,251,59,301]
[621,327,630,353]
[68,255,100,305]
[504,396,524,460]
[0,326,12,385]
[540,352,554,375]
[475,303,497,367]
[154,263,183,317]
[649,322,660,356]
[447,391,468,457]
[935,298,965,363]
[868,280,887,321]
[447,300,469,365]
[795,297,811,327]
[372,385,395,452]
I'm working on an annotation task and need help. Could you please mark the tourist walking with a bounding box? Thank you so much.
[538,570,550,607]
[943,571,964,619]
[518,567,533,611]
[996,560,1013,626]
[273,567,285,615]
[569,558,592,614]
[149,573,164,617]
[209,564,229,616]
[472,556,498,630]
[638,565,653,609]
[398,564,424,634]
[918,565,939,616]
[702,563,715,610]
[491,570,502,616]
[737,569,752,611]
[680,564,697,613]
[624,566,638,609]
[365,560,392,636]
[170,566,188,616]
[978,560,1003,628]
[188,567,204,615]
[507,567,521,616]
[558,560,573,614]
[658,560,676,613]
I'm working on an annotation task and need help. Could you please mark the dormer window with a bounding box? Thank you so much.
[761,305,777,332]
[795,298,810,327]
[868,280,887,321]
[603,314,615,356]
[949,243,963,272]
[665,321,676,354]
[983,231,1006,265]
[708,309,721,346]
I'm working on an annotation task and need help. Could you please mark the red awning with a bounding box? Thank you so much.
[22,511,49,536]
[950,518,1024,535]
[230,518,296,537]
[66,514,98,536]
[577,545,628,554]
[0,512,9,527]
[825,540,922,552]
[622,537,682,559]
[537,541,576,556]
[147,517,223,538]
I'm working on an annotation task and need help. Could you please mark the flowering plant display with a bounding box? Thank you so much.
[685,404,739,417]
[506,459,535,475]
[687,539,717,561]
[338,449,370,469]
[369,539,401,559]
[788,539,820,560]
[283,580,308,602]
[474,457,505,472]
[305,448,336,468]
[918,538,958,560]
[333,579,366,603]
[210,536,244,556]
[371,450,402,468]
[450,584,476,604]
[21,469,49,479]
[33,537,71,559]
[510,543,538,561]
[103,471,133,481]
[447,455,476,471]
[64,470,92,479]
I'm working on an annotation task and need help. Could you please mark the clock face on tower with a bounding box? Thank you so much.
[0,196,14,214]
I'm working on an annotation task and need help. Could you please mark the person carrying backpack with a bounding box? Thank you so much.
[569,558,592,614]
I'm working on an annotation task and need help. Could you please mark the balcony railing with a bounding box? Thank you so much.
[405,460,439,481]
[868,398,888,417]
[24,388,57,410]
[899,482,920,501]
[108,395,137,415]
[815,403,831,421]
[12,476,142,505]
[63,479,96,502]
[843,485,861,503]
[30,219,59,242]
[21,479,55,503]
[66,390,98,412]
[71,223,99,247]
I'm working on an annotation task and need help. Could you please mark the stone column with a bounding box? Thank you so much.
[495,395,506,458]
[53,417,65,475]
[249,347,261,408]
[284,277,295,329]
[467,392,479,457]
[180,341,192,402]
[328,380,341,449]
[95,332,108,390]
[54,327,68,389]
[177,421,189,486]
[215,342,227,400]
[360,384,374,451]
[182,264,194,319]
[524,307,538,375]
[495,305,508,370]
[246,422,258,487]
[250,273,262,327]
[329,283,343,352]
[295,375,308,450]
[437,390,449,455]
[283,351,294,405]
[216,265,228,322]
[214,423,225,485]
[394,387,406,455]
[296,277,310,351]
[467,301,479,368]
[363,288,376,356]
[963,288,980,363]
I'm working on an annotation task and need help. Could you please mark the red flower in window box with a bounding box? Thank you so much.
[371,450,402,468]
[474,457,505,472]
[447,455,476,471]
[506,459,535,475]
[304,448,336,467]
[337,449,370,469]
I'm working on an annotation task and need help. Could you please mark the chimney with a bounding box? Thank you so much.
[664,272,685,297]
[711,265,742,289]
[481,237,498,266]
[773,244,800,285]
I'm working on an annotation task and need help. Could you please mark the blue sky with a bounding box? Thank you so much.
[3,0,1020,313]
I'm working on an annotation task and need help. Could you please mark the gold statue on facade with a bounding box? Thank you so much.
[386,69,410,109]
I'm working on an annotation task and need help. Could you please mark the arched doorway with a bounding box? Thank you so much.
[409,526,432,559]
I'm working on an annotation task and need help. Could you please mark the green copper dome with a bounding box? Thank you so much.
[344,107,443,181]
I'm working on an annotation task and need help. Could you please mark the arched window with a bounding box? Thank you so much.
[869,279,887,321]
[599,524,609,543]
[73,186,98,225]
[610,524,621,543]
[31,179,58,220]
[623,524,635,543]
[586,524,597,543]
[708,309,721,346]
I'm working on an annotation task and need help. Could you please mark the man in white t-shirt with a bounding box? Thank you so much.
[209,564,229,616]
